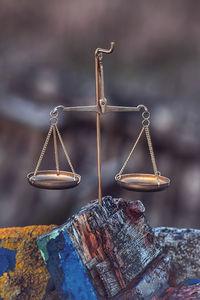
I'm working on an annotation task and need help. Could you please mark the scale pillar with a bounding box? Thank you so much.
[95,42,115,206]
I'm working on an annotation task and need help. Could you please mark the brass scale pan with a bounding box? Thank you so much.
[27,120,81,189]
[116,173,170,192]
[27,171,81,190]
[27,171,169,191]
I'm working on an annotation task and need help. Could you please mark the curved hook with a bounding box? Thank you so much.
[95,42,115,56]
[51,105,64,115]
[137,104,148,112]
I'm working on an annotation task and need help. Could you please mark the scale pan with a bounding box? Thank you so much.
[27,170,81,190]
[116,173,170,192]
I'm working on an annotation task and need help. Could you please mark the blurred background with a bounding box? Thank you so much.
[0,0,200,228]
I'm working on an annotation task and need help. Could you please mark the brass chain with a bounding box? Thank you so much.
[115,126,144,180]
[33,108,76,177]
[33,125,53,176]
[115,109,160,182]
[53,125,59,174]
[144,125,160,177]
[55,125,76,175]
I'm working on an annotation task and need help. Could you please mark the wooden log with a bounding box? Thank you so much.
[0,225,57,300]
[152,280,200,300]
[37,196,167,299]
[154,227,200,284]
[0,220,199,299]
[115,256,171,300]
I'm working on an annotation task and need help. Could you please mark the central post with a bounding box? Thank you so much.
[95,42,115,205]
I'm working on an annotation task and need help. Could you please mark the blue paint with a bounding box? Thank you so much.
[38,230,98,300]
[0,248,16,276]
[185,278,200,286]
[174,234,183,240]
[60,231,98,300]
[43,232,66,299]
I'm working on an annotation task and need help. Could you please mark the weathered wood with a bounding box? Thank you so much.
[37,196,164,299]
[0,225,57,300]
[153,280,200,300]
[0,218,199,299]
[154,227,200,284]
[0,221,199,299]
[115,256,171,300]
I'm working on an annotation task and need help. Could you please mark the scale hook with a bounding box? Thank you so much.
[95,42,115,56]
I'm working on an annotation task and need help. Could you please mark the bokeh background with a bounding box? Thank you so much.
[0,0,200,228]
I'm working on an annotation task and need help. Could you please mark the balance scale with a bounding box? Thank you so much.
[27,42,170,206]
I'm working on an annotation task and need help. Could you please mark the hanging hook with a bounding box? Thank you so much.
[137,104,148,112]
[95,42,115,57]
[51,105,64,116]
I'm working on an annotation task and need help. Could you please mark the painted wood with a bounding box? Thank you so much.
[37,196,163,299]
[0,225,56,300]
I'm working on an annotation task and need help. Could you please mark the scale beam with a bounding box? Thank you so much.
[53,104,147,115]
[63,105,99,113]
[105,105,143,113]
[99,102,147,114]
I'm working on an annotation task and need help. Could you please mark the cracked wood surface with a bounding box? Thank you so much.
[37,196,162,299]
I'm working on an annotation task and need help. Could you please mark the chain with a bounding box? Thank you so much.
[55,125,76,175]
[53,125,59,174]
[144,126,160,176]
[33,108,76,177]
[33,125,53,176]
[115,126,144,180]
[142,111,161,184]
[115,108,161,182]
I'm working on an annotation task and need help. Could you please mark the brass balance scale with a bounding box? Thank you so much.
[27,42,170,206]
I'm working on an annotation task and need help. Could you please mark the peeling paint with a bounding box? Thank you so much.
[0,225,56,300]
[0,248,16,276]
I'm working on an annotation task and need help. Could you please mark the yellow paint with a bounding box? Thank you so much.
[0,225,56,300]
